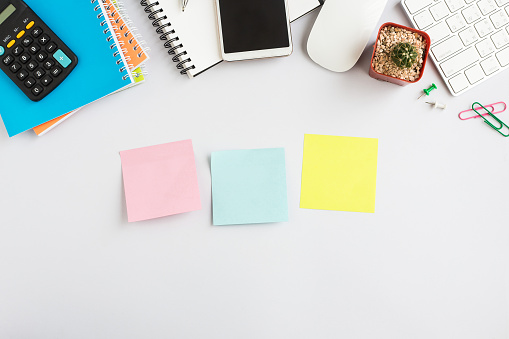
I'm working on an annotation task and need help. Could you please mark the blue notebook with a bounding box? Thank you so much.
[0,0,132,137]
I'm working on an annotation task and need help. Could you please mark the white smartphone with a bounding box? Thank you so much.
[215,0,293,61]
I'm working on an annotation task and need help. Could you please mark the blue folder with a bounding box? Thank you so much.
[0,0,132,137]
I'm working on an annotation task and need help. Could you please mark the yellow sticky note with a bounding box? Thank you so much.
[300,134,378,213]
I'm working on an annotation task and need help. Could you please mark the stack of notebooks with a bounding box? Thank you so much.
[0,0,322,137]
[0,0,149,137]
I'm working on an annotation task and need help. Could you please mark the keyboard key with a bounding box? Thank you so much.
[475,38,496,56]
[21,36,33,47]
[6,40,15,48]
[34,68,45,79]
[2,54,13,65]
[465,64,485,83]
[16,30,25,39]
[459,27,479,45]
[41,75,53,86]
[495,45,509,65]
[38,34,50,45]
[440,47,479,76]
[9,62,21,73]
[12,45,23,56]
[478,0,497,15]
[449,73,470,92]
[28,43,40,54]
[475,18,495,36]
[430,2,450,20]
[27,60,37,71]
[427,22,451,44]
[495,0,509,5]
[16,69,28,80]
[433,35,464,60]
[465,0,476,3]
[491,29,509,48]
[36,52,47,62]
[46,42,57,53]
[31,27,42,38]
[19,52,31,63]
[405,0,433,14]
[480,55,500,73]
[462,5,482,23]
[24,77,36,88]
[490,10,509,28]
[53,49,72,68]
[43,59,55,70]
[50,66,62,77]
[414,10,435,29]
[445,0,466,12]
[31,85,43,96]
[447,13,467,31]
[25,21,34,30]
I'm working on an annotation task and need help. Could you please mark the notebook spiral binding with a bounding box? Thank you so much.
[103,0,150,70]
[91,0,130,81]
[139,0,196,75]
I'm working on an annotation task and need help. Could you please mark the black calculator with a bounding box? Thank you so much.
[0,0,77,101]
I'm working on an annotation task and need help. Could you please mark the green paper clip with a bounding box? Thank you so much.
[472,102,509,137]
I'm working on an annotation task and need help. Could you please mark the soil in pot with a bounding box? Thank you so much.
[372,26,427,82]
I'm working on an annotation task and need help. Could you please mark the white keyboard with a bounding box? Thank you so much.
[402,0,509,96]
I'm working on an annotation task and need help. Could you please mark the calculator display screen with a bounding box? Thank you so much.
[0,4,16,26]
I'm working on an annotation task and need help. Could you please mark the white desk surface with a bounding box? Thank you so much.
[1,1,508,338]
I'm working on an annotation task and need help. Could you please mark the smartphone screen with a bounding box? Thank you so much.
[218,0,290,54]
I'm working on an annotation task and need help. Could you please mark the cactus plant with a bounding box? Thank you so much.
[390,42,418,68]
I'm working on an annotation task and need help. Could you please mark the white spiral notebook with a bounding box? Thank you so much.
[139,0,322,77]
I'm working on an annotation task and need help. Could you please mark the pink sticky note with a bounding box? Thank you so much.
[119,140,201,222]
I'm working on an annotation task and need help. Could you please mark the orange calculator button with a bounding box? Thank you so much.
[16,30,25,39]
[26,21,34,29]
[7,40,15,48]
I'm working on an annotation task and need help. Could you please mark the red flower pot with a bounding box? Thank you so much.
[369,22,431,86]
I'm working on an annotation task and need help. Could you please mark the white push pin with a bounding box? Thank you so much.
[426,101,447,110]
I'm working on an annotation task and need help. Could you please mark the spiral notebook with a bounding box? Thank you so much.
[0,0,133,137]
[33,0,149,136]
[139,0,321,78]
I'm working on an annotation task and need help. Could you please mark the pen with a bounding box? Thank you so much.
[182,0,189,11]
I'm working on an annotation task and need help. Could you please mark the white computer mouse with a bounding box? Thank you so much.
[307,0,388,72]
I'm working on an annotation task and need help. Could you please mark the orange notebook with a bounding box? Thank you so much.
[104,0,148,70]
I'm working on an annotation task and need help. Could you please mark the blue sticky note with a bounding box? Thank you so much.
[211,148,289,226]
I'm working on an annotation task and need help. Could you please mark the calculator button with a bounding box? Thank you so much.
[19,52,31,63]
[22,36,33,47]
[24,77,36,88]
[41,75,52,86]
[53,49,71,68]
[31,27,42,38]
[36,52,47,62]
[0,46,4,56]
[28,43,40,54]
[12,45,23,56]
[43,59,54,69]
[26,21,34,30]
[7,40,15,48]
[31,85,43,96]
[27,61,38,71]
[34,68,45,79]
[38,34,50,45]
[3,54,13,65]
[50,66,62,77]
[9,62,21,72]
[16,30,25,39]
[17,70,28,80]
[46,42,57,53]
